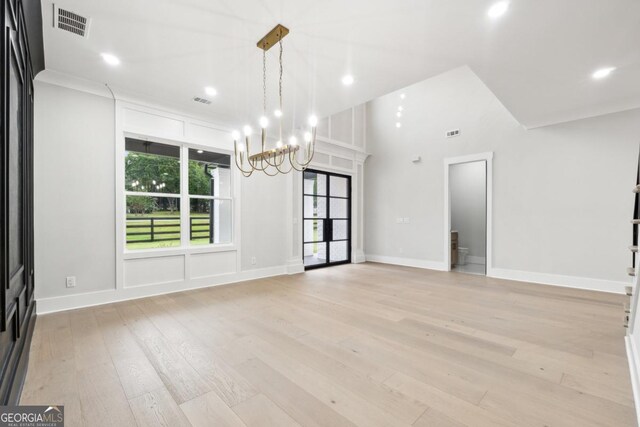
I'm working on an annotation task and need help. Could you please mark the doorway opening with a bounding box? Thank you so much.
[303,169,351,270]
[444,153,493,276]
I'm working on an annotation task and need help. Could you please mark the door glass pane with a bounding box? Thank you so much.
[304,196,326,218]
[332,220,348,240]
[303,171,327,195]
[304,242,327,266]
[329,198,348,219]
[330,241,348,262]
[126,196,180,249]
[304,220,323,243]
[330,176,348,198]
[190,198,232,245]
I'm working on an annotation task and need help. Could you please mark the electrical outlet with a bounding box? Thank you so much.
[251,256,257,265]
[66,276,76,288]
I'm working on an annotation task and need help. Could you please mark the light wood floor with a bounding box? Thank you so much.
[21,263,636,426]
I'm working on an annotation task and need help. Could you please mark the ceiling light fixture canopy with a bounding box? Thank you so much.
[233,24,316,177]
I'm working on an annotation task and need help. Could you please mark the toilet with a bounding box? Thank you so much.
[458,247,469,265]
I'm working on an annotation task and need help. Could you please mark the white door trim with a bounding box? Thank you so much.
[443,152,494,275]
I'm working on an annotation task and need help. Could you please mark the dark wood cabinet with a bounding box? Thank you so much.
[1,0,43,405]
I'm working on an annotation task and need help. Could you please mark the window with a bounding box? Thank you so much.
[124,138,232,250]
[188,148,232,245]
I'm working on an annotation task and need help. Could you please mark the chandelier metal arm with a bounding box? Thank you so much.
[233,140,255,176]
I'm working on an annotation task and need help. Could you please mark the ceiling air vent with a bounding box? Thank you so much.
[53,5,90,38]
[446,129,461,138]
[193,97,212,105]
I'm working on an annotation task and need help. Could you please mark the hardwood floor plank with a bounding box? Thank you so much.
[76,362,137,427]
[129,387,191,427]
[180,390,247,427]
[116,302,211,404]
[232,394,300,427]
[21,263,635,426]
[235,358,357,427]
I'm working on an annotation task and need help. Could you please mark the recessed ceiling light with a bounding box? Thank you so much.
[197,149,204,154]
[274,109,283,118]
[398,106,404,112]
[100,53,120,66]
[400,93,406,99]
[204,86,217,96]
[488,1,509,18]
[396,122,402,128]
[397,112,402,118]
[592,67,616,80]
[342,75,354,86]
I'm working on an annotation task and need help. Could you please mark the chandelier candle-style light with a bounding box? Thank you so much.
[233,24,317,177]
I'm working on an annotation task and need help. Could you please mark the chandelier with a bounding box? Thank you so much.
[232,24,317,177]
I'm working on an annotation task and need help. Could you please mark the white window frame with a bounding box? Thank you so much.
[123,136,235,253]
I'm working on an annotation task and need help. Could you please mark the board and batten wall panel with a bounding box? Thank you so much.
[123,108,184,141]
[191,251,236,279]
[124,256,185,287]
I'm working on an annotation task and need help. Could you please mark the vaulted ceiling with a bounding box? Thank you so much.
[39,0,640,129]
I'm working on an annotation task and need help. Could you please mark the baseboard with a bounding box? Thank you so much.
[36,265,288,315]
[625,336,640,426]
[466,255,486,265]
[490,268,627,294]
[285,258,305,274]
[354,250,366,264]
[365,254,448,271]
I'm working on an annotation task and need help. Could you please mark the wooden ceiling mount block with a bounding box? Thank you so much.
[257,24,290,51]
[630,246,639,253]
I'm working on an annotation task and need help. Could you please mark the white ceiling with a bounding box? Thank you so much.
[39,0,640,129]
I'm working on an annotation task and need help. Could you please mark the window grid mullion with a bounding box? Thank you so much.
[180,146,190,245]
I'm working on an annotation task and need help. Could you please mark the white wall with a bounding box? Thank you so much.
[33,75,368,313]
[34,81,289,310]
[450,161,486,261]
[365,66,640,292]
[34,83,116,298]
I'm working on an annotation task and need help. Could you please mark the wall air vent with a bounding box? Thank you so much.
[446,129,461,138]
[54,5,90,38]
[193,97,212,105]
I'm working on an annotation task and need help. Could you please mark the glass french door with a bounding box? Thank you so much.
[303,170,351,269]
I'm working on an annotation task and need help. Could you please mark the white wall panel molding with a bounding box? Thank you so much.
[36,265,289,315]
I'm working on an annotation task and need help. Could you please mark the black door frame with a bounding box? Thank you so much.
[302,169,352,270]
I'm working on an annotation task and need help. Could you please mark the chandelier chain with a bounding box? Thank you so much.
[262,46,267,114]
[279,38,283,110]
